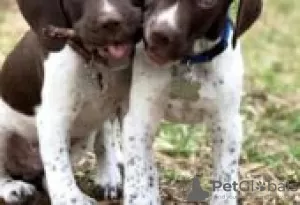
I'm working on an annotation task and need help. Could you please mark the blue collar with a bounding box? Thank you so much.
[181,18,232,65]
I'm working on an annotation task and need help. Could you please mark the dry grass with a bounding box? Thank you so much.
[0,0,28,63]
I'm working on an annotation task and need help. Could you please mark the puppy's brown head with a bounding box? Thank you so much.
[17,0,143,66]
[73,0,142,64]
[143,0,262,65]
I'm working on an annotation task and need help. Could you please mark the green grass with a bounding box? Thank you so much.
[155,122,205,157]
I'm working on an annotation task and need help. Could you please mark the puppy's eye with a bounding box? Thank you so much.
[197,0,218,8]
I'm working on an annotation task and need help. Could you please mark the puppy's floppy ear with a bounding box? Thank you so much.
[232,0,263,47]
[17,0,71,51]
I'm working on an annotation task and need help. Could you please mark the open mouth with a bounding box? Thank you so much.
[98,43,132,60]
[42,25,133,61]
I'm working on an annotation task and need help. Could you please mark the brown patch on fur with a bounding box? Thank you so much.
[0,31,44,116]
[5,134,43,182]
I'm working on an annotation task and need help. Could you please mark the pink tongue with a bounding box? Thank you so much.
[107,44,129,59]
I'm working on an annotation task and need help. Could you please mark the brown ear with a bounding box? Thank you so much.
[232,0,263,47]
[17,0,71,51]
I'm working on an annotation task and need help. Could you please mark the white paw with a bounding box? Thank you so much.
[0,180,36,204]
[124,191,161,205]
[52,191,98,205]
[93,163,123,199]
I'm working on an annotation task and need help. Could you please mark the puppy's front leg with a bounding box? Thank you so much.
[36,45,97,205]
[207,51,243,205]
[209,109,242,205]
[123,46,172,205]
[93,118,123,200]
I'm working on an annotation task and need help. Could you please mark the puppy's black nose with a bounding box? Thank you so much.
[99,14,122,32]
[150,31,171,47]
[102,19,121,31]
[101,19,121,31]
[149,25,179,49]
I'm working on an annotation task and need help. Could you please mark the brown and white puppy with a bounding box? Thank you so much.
[143,0,261,64]
[0,0,142,204]
[122,0,262,205]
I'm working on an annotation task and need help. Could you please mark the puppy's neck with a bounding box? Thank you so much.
[192,38,220,54]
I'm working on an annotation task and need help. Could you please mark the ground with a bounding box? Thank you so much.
[0,0,300,204]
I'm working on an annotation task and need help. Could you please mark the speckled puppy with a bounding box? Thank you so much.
[122,0,262,204]
[0,0,142,204]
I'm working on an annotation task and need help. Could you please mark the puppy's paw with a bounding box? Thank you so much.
[93,163,123,200]
[93,183,122,201]
[0,180,36,204]
[52,191,98,205]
